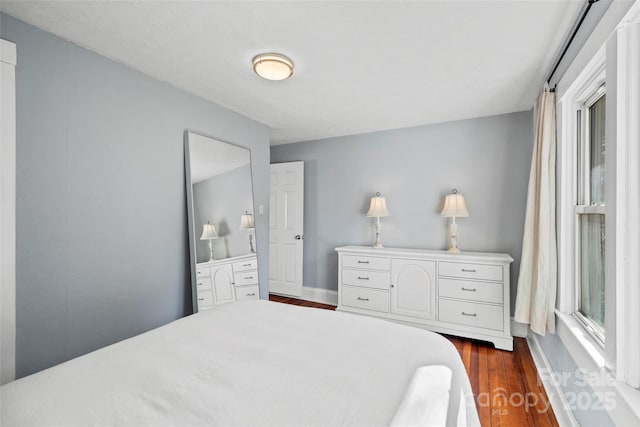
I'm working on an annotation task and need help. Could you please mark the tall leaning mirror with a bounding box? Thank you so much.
[185,131,259,313]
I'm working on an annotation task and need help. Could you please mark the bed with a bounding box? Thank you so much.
[1,300,480,426]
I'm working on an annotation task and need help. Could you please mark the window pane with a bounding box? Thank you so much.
[589,95,606,205]
[579,214,605,329]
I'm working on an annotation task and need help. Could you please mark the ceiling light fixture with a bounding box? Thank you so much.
[252,53,294,81]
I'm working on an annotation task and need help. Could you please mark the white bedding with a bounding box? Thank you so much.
[1,300,480,426]
[390,365,455,427]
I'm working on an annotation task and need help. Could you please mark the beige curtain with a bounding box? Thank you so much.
[514,83,557,335]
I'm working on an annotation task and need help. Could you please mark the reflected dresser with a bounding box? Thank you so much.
[195,254,259,311]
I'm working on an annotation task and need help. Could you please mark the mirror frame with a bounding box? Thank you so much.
[184,129,257,313]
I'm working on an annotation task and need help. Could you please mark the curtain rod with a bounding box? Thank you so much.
[547,0,601,90]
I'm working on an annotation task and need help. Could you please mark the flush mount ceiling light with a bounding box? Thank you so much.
[252,53,294,81]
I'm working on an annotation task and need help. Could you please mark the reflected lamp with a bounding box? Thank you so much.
[240,211,256,253]
[200,221,219,261]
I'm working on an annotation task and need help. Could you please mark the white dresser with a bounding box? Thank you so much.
[195,254,259,311]
[336,246,514,350]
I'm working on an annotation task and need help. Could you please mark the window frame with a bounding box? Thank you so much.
[576,85,606,207]
[556,47,606,321]
[551,5,640,422]
[573,86,607,346]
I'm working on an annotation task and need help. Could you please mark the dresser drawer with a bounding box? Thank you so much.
[341,286,389,313]
[438,299,503,331]
[236,285,260,301]
[196,290,214,308]
[196,277,212,292]
[342,269,389,290]
[342,255,390,271]
[439,278,503,304]
[196,267,210,278]
[233,259,257,272]
[439,261,503,282]
[235,270,259,286]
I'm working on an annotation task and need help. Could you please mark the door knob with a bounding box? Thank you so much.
[294,235,303,240]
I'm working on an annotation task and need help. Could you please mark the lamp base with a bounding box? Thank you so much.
[447,219,461,254]
[208,239,215,261]
[248,234,255,253]
[372,230,383,249]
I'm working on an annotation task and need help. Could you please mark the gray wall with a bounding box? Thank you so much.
[0,13,270,378]
[271,110,533,313]
[193,164,255,263]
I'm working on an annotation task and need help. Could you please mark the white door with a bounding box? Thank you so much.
[211,264,236,305]
[391,259,436,320]
[269,162,304,297]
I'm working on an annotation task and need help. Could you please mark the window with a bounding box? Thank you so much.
[556,4,640,394]
[575,87,606,343]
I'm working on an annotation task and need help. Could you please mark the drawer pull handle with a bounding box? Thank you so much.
[247,293,256,296]
[461,268,476,273]
[461,287,477,292]
[197,282,203,286]
[242,263,252,267]
[357,276,369,280]
[461,312,477,317]
[357,297,370,301]
[244,276,253,279]
[357,260,370,264]
[198,298,205,301]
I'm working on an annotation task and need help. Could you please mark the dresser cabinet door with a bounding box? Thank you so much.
[390,259,436,320]
[211,264,236,306]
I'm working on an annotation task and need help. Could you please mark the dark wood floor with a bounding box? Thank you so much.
[269,294,559,427]
[269,294,337,310]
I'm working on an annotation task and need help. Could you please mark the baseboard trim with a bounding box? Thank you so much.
[527,333,579,427]
[511,318,529,338]
[301,286,338,306]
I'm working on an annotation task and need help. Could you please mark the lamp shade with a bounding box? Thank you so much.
[200,223,219,240]
[440,190,469,218]
[240,212,255,229]
[366,193,390,217]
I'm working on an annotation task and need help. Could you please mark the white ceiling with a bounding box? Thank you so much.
[188,132,250,183]
[1,0,583,145]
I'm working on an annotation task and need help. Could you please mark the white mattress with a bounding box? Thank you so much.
[1,300,480,426]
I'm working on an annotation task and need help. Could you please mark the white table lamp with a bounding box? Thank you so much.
[200,222,219,261]
[239,211,256,253]
[440,189,469,254]
[366,192,390,248]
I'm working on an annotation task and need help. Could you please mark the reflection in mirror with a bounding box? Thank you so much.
[185,131,259,313]
[239,211,256,253]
